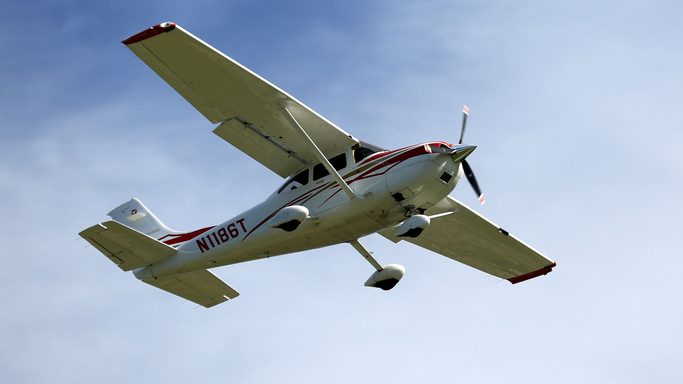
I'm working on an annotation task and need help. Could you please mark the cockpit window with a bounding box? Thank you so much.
[354,141,385,162]
[313,153,347,181]
[277,169,309,193]
[354,146,376,162]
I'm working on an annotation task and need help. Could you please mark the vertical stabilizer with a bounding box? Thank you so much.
[107,198,177,239]
[107,198,214,248]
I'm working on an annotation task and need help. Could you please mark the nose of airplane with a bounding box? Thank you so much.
[450,145,477,163]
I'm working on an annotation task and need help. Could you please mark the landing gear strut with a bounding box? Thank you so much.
[403,205,426,218]
[349,240,405,291]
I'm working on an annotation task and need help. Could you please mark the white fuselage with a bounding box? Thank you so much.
[139,142,462,278]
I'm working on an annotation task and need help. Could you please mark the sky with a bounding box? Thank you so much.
[1,0,682,383]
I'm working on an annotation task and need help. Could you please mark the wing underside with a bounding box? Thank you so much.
[123,22,358,177]
[380,196,556,283]
[141,269,239,308]
[79,220,175,271]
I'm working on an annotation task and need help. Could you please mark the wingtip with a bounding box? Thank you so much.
[507,262,556,284]
[122,22,176,45]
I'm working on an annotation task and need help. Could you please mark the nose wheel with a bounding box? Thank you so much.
[349,240,405,290]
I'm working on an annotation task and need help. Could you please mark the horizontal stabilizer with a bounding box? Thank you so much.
[79,220,175,271]
[141,269,239,308]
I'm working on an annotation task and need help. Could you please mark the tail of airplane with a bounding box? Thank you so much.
[106,198,212,247]
[107,197,177,239]
[80,198,239,307]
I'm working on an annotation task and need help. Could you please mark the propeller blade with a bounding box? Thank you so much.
[462,159,485,205]
[459,105,470,144]
[457,105,484,204]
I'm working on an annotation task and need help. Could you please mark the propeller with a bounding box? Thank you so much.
[458,105,485,205]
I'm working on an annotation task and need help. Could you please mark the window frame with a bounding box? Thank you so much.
[277,168,310,193]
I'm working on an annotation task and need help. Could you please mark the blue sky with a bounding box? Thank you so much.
[2,1,682,383]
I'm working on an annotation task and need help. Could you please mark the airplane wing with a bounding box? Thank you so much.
[379,196,556,284]
[123,22,359,177]
[140,269,239,308]
[79,220,175,271]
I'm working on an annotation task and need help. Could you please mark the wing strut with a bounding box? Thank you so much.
[282,106,356,200]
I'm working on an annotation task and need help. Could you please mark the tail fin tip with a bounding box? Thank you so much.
[107,198,176,238]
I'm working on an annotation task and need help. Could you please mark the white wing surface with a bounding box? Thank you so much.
[79,220,175,271]
[123,22,358,177]
[379,196,556,284]
[141,269,239,308]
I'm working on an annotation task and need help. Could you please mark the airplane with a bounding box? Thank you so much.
[80,22,556,308]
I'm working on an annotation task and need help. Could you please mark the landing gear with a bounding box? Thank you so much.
[364,264,406,290]
[349,240,405,291]
[395,214,430,238]
[403,205,421,218]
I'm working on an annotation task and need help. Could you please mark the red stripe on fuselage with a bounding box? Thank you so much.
[350,145,430,183]
[242,181,334,240]
[158,226,215,246]
[316,145,434,207]
[241,143,435,242]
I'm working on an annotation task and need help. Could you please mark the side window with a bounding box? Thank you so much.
[313,163,329,181]
[330,153,347,171]
[313,153,347,181]
[278,169,309,193]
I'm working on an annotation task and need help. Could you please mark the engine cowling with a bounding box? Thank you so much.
[270,205,309,232]
[364,264,406,290]
[395,214,430,238]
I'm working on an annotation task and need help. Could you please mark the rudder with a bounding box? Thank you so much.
[107,198,177,239]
